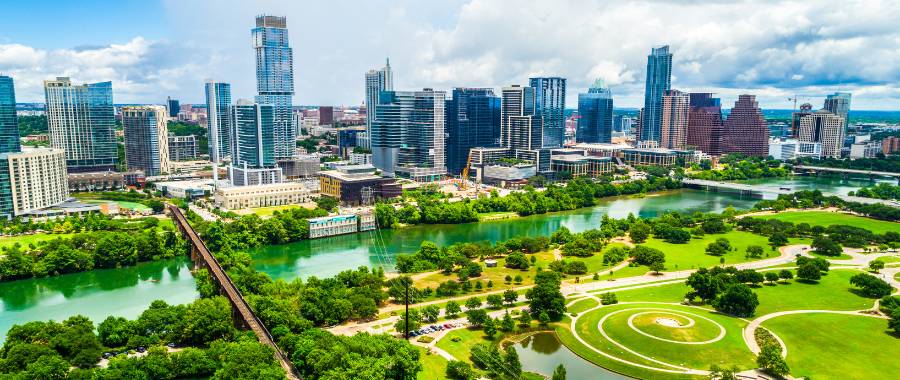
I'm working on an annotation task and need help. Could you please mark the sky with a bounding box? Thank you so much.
[1,0,899,110]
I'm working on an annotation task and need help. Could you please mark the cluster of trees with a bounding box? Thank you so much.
[279,329,421,379]
[548,259,588,275]
[202,207,328,252]
[849,273,893,298]
[395,236,549,274]
[629,211,734,245]
[630,246,666,273]
[526,270,567,322]
[376,177,682,228]
[796,156,900,173]
[469,343,522,380]
[795,256,830,282]
[0,226,184,282]
[880,296,900,334]
[851,183,900,201]
[0,212,128,235]
[688,154,791,180]
[16,115,47,136]
[738,216,899,250]
[754,190,900,221]
[685,267,763,317]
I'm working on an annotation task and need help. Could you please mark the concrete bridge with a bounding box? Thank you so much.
[168,204,300,380]
[682,179,900,207]
[794,165,900,183]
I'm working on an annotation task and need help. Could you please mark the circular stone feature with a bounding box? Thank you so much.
[656,317,682,327]
[612,309,726,345]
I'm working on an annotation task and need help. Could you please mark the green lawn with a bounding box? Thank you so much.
[416,346,449,380]
[435,328,493,365]
[0,233,74,249]
[245,204,310,217]
[567,297,599,314]
[763,313,900,379]
[757,211,900,234]
[640,230,795,271]
[416,250,556,292]
[83,199,152,211]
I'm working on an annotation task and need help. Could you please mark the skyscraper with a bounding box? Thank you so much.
[500,85,537,149]
[43,77,117,172]
[686,93,724,155]
[123,106,170,176]
[228,99,283,186]
[640,45,673,145]
[445,88,500,174]
[823,92,851,131]
[790,103,813,138]
[372,89,447,181]
[576,80,613,144]
[205,81,232,164]
[253,15,295,159]
[166,97,180,118]
[798,110,845,158]
[0,76,20,154]
[660,90,689,149]
[722,95,769,157]
[365,59,393,149]
[529,77,566,148]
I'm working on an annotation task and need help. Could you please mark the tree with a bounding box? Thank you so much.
[757,344,790,377]
[211,341,287,380]
[551,226,573,244]
[600,292,618,305]
[649,261,665,274]
[746,245,764,258]
[503,289,518,306]
[705,240,728,256]
[501,312,515,332]
[712,283,758,317]
[629,222,651,243]
[445,301,461,318]
[486,294,504,309]
[796,263,822,282]
[466,309,488,327]
[395,309,422,334]
[869,260,885,273]
[181,297,237,346]
[513,275,523,284]
[446,361,475,380]
[551,364,567,380]
[768,232,788,249]
[504,346,522,379]
[517,312,531,327]
[315,196,339,212]
[97,316,135,347]
[890,308,900,335]
[483,317,498,338]
[764,272,779,283]
[24,354,69,380]
[708,365,737,380]
[526,271,567,321]
[465,297,482,310]
[778,269,793,282]
[538,311,551,325]
[422,305,440,323]
[504,274,512,283]
[505,253,530,270]
[849,273,893,298]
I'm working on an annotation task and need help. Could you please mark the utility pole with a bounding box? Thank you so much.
[404,278,410,340]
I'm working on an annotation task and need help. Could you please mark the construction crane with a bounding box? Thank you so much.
[460,151,473,190]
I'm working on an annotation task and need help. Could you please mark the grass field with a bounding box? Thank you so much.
[241,204,313,217]
[435,328,494,366]
[640,230,798,271]
[416,250,557,292]
[0,233,74,249]
[757,211,900,234]
[763,313,900,379]
[416,346,449,380]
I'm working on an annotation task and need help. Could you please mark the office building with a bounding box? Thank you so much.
[722,95,769,157]
[686,93,723,155]
[318,106,334,125]
[640,45,673,145]
[0,148,69,218]
[824,92,851,131]
[205,81,232,163]
[798,110,845,159]
[445,88,501,174]
[214,182,314,210]
[371,89,447,181]
[882,136,900,155]
[0,76,21,154]
[849,141,881,159]
[768,138,822,160]
[501,85,539,149]
[576,80,613,144]
[660,90,689,149]
[228,100,282,186]
[790,103,813,138]
[622,147,697,167]
[318,165,401,205]
[364,59,393,149]
[529,77,566,148]
[276,156,320,179]
[43,77,117,172]
[166,97,180,118]
[123,106,170,176]
[614,115,634,134]
[253,15,295,159]
[168,135,198,161]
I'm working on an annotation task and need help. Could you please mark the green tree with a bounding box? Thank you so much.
[446,360,475,380]
[466,309,488,327]
[849,273,893,298]
[551,364,567,380]
[712,283,759,317]
[486,294,504,309]
[445,301,461,318]
[181,297,237,346]
[869,260,885,273]
[768,232,788,249]
[483,317,497,338]
[422,305,440,323]
[315,196,339,212]
[526,271,566,321]
[513,274,523,284]
[24,354,69,380]
[757,344,790,377]
[501,312,515,332]
[811,235,842,256]
[517,312,531,328]
[465,297,482,310]
[764,272,779,283]
[629,222,651,243]
[550,226,573,244]
[504,346,522,378]
[796,263,822,282]
[746,245,764,258]
[778,269,793,282]
[890,308,900,334]
[395,309,422,335]
[211,341,285,380]
[503,289,518,306]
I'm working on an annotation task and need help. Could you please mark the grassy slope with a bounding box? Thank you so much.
[0,233,75,249]
[757,211,900,234]
[640,230,798,271]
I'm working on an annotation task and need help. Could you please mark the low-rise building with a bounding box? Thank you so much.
[349,152,372,165]
[214,182,316,210]
[277,156,320,179]
[319,165,401,205]
[621,147,697,167]
[168,160,212,174]
[572,142,632,158]
[67,170,125,192]
[768,138,822,160]
[482,163,536,188]
[0,148,69,218]
[882,136,900,155]
[849,141,882,159]
[308,214,358,238]
[550,155,615,177]
[155,179,215,200]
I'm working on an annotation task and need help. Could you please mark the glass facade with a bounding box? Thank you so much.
[205,81,232,163]
[0,76,21,154]
[123,106,169,176]
[372,89,446,178]
[253,15,295,159]
[231,102,275,168]
[824,92,851,131]
[640,45,673,144]
[43,78,117,172]
[529,77,566,148]
[365,59,393,149]
[576,81,613,144]
[500,86,537,149]
[445,88,500,174]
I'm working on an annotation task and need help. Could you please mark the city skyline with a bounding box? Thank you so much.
[0,1,898,110]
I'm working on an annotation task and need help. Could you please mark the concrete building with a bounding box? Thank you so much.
[849,141,881,159]
[798,110,845,159]
[349,152,372,165]
[500,85,538,150]
[640,46,673,145]
[722,95,769,157]
[204,81,232,163]
[660,90,689,149]
[882,136,900,155]
[482,163,536,187]
[686,93,723,156]
[308,214,359,239]
[67,171,126,192]
[229,100,282,186]
[156,179,214,199]
[214,182,315,210]
[123,105,170,176]
[277,156,320,179]
[168,135,198,161]
[43,77,117,172]
[790,103,813,138]
[318,164,401,205]
[0,148,69,218]
[622,147,696,167]
[768,138,822,160]
[253,15,296,159]
[364,59,393,149]
[550,154,615,178]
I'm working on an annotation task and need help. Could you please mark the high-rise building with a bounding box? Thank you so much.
[168,135,198,161]
[372,89,447,181]
[790,103,813,138]
[576,80,613,144]
[228,99,283,186]
[166,97,180,118]
[686,93,724,155]
[722,95,769,157]
[445,88,501,174]
[205,81,232,164]
[0,76,20,154]
[882,136,900,155]
[364,59,393,149]
[640,45,673,145]
[500,85,537,149]
[0,148,69,218]
[43,77,117,172]
[798,110,845,158]
[253,15,295,159]
[823,92,851,131]
[318,106,334,125]
[660,90,689,149]
[123,105,170,176]
[529,77,566,148]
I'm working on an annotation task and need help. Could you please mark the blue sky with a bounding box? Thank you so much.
[1,0,898,110]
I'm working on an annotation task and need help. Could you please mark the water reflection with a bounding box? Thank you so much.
[511,332,631,379]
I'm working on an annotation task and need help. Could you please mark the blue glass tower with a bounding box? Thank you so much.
[445,88,501,174]
[576,80,614,144]
[640,45,673,144]
[44,77,117,172]
[0,76,20,154]
[253,15,295,159]
[205,81,232,163]
[529,77,566,148]
[231,101,275,168]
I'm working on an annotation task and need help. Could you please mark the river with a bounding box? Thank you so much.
[0,175,885,339]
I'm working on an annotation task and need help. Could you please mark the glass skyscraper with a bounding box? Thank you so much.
[253,15,295,159]
[231,100,276,168]
[0,76,20,154]
[372,89,446,181]
[576,80,613,144]
[824,92,851,131]
[640,45,673,144]
[205,81,232,163]
[43,77,117,172]
[123,105,170,176]
[365,59,393,149]
[500,85,537,150]
[529,77,566,148]
[445,88,500,174]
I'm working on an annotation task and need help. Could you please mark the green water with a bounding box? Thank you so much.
[0,175,883,339]
[511,332,631,379]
